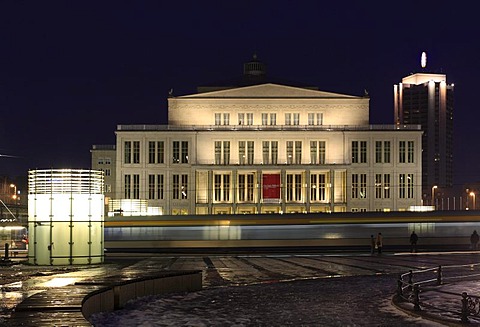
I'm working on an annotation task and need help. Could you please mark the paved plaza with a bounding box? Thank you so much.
[2,251,480,326]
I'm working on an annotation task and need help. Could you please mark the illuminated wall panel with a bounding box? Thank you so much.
[28,169,104,265]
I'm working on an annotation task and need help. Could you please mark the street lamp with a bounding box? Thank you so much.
[431,185,438,208]
[9,184,17,204]
[470,192,476,210]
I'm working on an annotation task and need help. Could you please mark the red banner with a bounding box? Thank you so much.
[263,174,280,202]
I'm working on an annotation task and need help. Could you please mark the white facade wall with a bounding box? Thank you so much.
[111,83,422,215]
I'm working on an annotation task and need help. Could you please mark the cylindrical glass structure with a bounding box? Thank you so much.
[28,169,104,265]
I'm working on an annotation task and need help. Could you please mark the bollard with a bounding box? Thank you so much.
[4,243,9,261]
[461,292,470,323]
[413,284,421,311]
[437,265,442,285]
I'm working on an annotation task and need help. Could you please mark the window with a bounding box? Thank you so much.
[384,142,391,163]
[181,141,188,163]
[262,141,278,165]
[287,141,293,164]
[105,184,111,193]
[105,158,111,165]
[360,141,367,163]
[247,113,253,125]
[351,141,358,163]
[270,113,276,125]
[310,142,317,164]
[173,174,188,199]
[262,113,268,125]
[124,141,131,164]
[238,113,245,125]
[247,141,254,165]
[375,174,382,199]
[376,141,390,163]
[173,141,189,164]
[148,175,155,199]
[238,173,255,202]
[148,141,165,164]
[308,113,323,125]
[399,141,406,163]
[375,141,382,164]
[407,141,414,163]
[124,175,131,199]
[351,174,367,199]
[287,141,301,164]
[286,173,302,201]
[133,174,139,199]
[319,141,326,164]
[157,141,164,164]
[399,141,413,163]
[173,141,180,163]
[260,113,277,125]
[215,141,230,165]
[263,141,269,164]
[214,113,230,125]
[399,174,414,198]
[149,142,156,164]
[295,141,302,164]
[148,175,164,200]
[98,158,104,165]
[214,174,231,202]
[384,174,391,198]
[311,173,327,201]
[239,141,246,165]
[157,174,164,200]
[271,141,278,164]
[293,113,300,125]
[352,141,367,163]
[310,141,326,164]
[104,169,111,177]
[285,113,292,125]
[133,141,140,164]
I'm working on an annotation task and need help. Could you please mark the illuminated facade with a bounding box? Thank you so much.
[93,57,423,214]
[394,72,454,203]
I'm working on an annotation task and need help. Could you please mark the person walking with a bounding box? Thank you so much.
[375,232,383,255]
[471,230,479,250]
[370,235,375,254]
[410,231,418,253]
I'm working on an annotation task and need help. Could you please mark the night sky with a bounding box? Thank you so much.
[1,1,479,187]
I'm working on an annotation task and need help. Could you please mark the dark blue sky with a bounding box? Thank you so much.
[1,1,479,186]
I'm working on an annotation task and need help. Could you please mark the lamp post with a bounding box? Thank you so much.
[431,185,438,208]
[470,192,476,210]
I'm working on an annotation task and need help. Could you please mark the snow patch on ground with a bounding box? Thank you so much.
[90,275,445,326]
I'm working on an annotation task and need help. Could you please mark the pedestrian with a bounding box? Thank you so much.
[22,235,29,250]
[370,235,375,254]
[410,231,418,253]
[375,232,383,254]
[470,230,479,250]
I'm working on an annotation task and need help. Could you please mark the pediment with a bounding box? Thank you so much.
[179,83,359,99]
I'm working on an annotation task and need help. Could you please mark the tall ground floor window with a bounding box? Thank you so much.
[173,174,188,199]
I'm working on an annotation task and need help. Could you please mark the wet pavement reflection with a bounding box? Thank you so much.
[1,252,480,324]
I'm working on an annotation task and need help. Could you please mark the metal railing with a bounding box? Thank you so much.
[396,263,480,323]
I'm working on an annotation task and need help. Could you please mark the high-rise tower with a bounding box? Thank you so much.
[393,53,454,205]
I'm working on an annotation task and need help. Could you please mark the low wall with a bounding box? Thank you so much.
[82,271,202,321]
